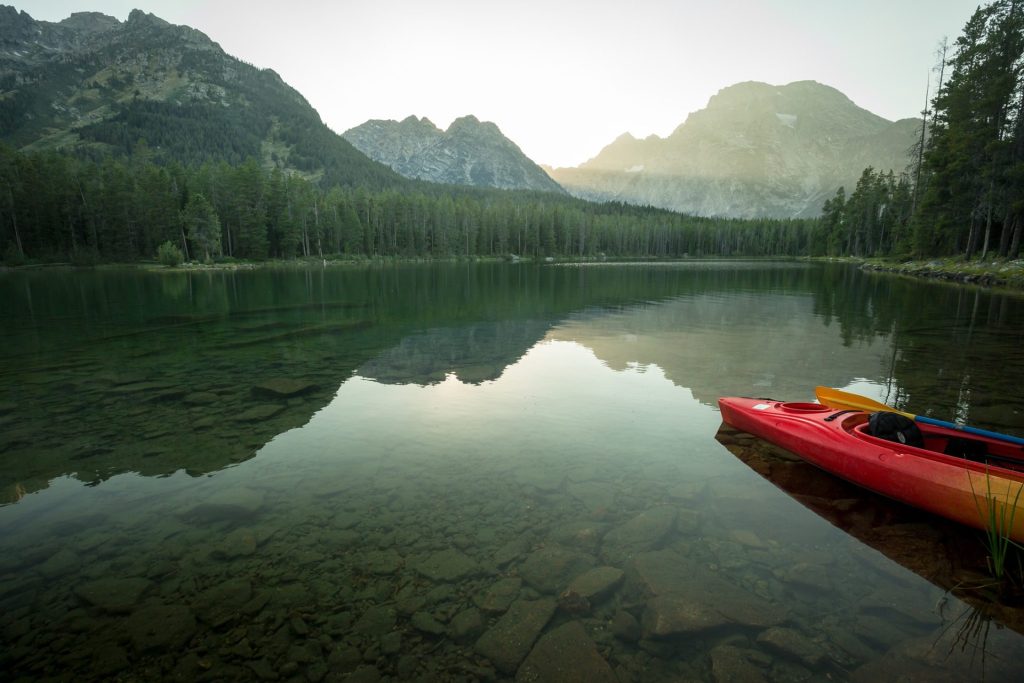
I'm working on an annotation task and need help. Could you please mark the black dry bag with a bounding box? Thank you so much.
[868,411,924,448]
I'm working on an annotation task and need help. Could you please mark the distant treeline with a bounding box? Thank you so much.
[0,147,818,264]
[825,0,1023,260]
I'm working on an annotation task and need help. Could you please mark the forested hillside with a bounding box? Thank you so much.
[0,7,403,190]
[0,147,816,263]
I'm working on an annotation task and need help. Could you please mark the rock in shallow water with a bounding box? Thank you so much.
[515,620,617,683]
[74,577,152,613]
[125,603,197,652]
[518,545,595,594]
[193,577,252,627]
[757,626,827,668]
[474,576,522,613]
[601,506,676,563]
[182,487,264,522]
[710,644,769,683]
[414,548,479,582]
[475,598,556,674]
[410,611,446,635]
[634,550,785,638]
[353,605,397,636]
[611,610,641,642]
[251,378,319,398]
[211,527,259,559]
[37,548,81,578]
[567,566,623,601]
[449,607,484,643]
[233,404,286,422]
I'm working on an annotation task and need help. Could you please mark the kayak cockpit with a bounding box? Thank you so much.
[845,418,1024,474]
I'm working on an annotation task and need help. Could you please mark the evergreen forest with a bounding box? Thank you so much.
[0,148,818,264]
[820,0,1023,260]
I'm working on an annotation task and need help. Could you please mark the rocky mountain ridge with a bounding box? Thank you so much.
[344,115,565,194]
[0,5,402,188]
[547,81,920,219]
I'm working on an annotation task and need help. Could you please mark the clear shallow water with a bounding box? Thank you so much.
[1,261,1024,681]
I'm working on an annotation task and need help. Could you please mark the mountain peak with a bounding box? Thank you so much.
[125,9,169,29]
[344,114,563,193]
[397,115,441,132]
[58,11,120,34]
[447,115,503,139]
[551,80,916,219]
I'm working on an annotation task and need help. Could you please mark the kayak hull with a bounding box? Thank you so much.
[718,397,1024,542]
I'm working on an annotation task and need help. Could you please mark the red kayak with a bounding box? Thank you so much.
[718,397,1024,542]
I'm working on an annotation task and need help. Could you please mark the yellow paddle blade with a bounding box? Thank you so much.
[814,386,914,418]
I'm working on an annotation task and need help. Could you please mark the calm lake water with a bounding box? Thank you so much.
[1,261,1023,682]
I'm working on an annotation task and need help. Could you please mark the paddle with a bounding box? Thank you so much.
[815,386,1024,447]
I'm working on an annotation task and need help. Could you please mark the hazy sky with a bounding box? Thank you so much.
[17,0,981,167]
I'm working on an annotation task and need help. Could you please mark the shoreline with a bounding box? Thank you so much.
[854,257,1024,291]
[0,254,793,273]
[5,255,1024,292]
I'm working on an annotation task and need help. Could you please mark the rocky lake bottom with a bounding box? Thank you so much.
[4,413,1024,683]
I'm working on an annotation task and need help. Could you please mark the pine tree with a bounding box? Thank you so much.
[183,193,221,262]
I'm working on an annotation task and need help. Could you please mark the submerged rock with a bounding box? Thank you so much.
[611,610,641,642]
[474,577,522,613]
[251,378,319,399]
[773,561,833,593]
[567,566,624,602]
[757,626,827,668]
[75,577,152,613]
[414,548,480,582]
[643,594,738,636]
[492,536,531,568]
[233,404,285,422]
[194,577,252,627]
[449,607,484,643]
[601,506,676,563]
[710,644,769,683]
[518,545,595,594]
[211,527,259,559]
[183,391,219,406]
[548,519,608,553]
[556,590,590,615]
[91,644,130,676]
[515,621,617,683]
[361,549,404,575]
[566,481,617,512]
[125,603,197,652]
[37,548,81,578]
[410,611,445,635]
[353,605,397,636]
[182,487,265,522]
[634,550,785,638]
[474,598,556,674]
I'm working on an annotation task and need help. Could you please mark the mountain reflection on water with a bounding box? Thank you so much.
[1,261,1024,681]
[1,261,1022,499]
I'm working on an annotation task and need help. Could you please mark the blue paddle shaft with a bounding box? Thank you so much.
[915,415,1024,447]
